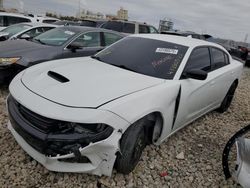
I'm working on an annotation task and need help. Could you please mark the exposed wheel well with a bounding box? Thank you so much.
[234,79,239,87]
[142,112,164,145]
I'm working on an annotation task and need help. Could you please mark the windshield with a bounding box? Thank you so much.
[95,37,188,79]
[1,24,31,37]
[33,27,77,46]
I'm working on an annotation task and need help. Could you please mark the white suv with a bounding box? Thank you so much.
[101,20,158,34]
[0,12,36,31]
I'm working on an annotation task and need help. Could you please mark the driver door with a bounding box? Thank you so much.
[173,47,217,130]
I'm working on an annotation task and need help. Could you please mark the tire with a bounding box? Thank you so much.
[216,82,237,113]
[115,119,146,174]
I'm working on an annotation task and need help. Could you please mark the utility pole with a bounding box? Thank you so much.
[0,0,3,9]
[78,0,81,18]
[244,34,248,43]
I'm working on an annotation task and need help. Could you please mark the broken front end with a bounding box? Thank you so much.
[7,95,125,176]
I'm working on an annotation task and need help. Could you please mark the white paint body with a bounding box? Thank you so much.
[8,34,243,176]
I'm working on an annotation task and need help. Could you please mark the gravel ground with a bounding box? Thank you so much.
[1,68,250,188]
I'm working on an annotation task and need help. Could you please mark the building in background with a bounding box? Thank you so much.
[117,7,128,20]
[159,18,174,33]
[78,9,104,19]
[0,0,3,10]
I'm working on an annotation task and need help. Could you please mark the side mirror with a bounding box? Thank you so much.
[183,69,207,80]
[20,34,32,40]
[67,42,83,52]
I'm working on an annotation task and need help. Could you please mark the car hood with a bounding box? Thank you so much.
[21,57,165,108]
[0,40,57,57]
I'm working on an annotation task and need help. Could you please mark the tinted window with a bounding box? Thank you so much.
[95,37,188,79]
[101,22,122,32]
[122,23,135,33]
[211,48,228,69]
[80,20,97,27]
[6,16,31,26]
[139,25,150,33]
[73,32,100,47]
[185,47,211,72]
[104,32,123,46]
[42,19,57,24]
[0,16,3,26]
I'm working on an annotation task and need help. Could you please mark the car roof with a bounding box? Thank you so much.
[13,22,57,27]
[60,26,126,36]
[0,12,33,19]
[131,34,225,49]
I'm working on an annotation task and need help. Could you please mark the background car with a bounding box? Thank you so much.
[7,34,243,176]
[161,30,206,40]
[100,20,158,34]
[54,20,81,26]
[0,26,125,84]
[80,19,107,27]
[0,12,36,31]
[0,22,57,41]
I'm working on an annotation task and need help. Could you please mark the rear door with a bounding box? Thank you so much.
[62,31,103,58]
[208,47,234,104]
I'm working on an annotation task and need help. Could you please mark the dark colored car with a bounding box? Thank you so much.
[101,20,158,34]
[0,26,125,84]
[80,19,107,27]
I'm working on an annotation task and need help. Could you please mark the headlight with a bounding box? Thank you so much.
[0,57,21,66]
[73,123,111,134]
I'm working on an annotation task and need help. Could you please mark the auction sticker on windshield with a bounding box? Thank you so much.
[156,48,178,54]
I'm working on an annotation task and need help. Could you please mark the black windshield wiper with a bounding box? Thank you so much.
[33,38,46,45]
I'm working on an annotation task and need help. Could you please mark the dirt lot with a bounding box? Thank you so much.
[0,68,250,188]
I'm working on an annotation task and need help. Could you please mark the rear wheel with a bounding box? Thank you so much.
[115,120,147,174]
[217,82,237,113]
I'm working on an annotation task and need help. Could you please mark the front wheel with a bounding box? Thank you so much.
[216,82,237,113]
[115,120,146,174]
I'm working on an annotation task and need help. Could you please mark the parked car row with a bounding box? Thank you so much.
[0,26,125,83]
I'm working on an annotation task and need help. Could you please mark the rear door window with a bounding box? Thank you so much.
[184,47,211,72]
[103,32,123,46]
[122,23,135,33]
[139,25,150,33]
[211,48,229,70]
[6,16,31,26]
[101,22,122,32]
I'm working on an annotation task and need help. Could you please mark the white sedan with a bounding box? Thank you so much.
[7,34,243,176]
[0,22,57,41]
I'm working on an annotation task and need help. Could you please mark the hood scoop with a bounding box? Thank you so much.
[47,71,70,83]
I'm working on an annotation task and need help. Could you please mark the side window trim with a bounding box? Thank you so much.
[210,47,229,71]
[182,46,212,75]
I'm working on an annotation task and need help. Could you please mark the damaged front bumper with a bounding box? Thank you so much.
[7,95,128,176]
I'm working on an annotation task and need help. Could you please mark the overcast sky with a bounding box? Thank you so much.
[4,0,250,42]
